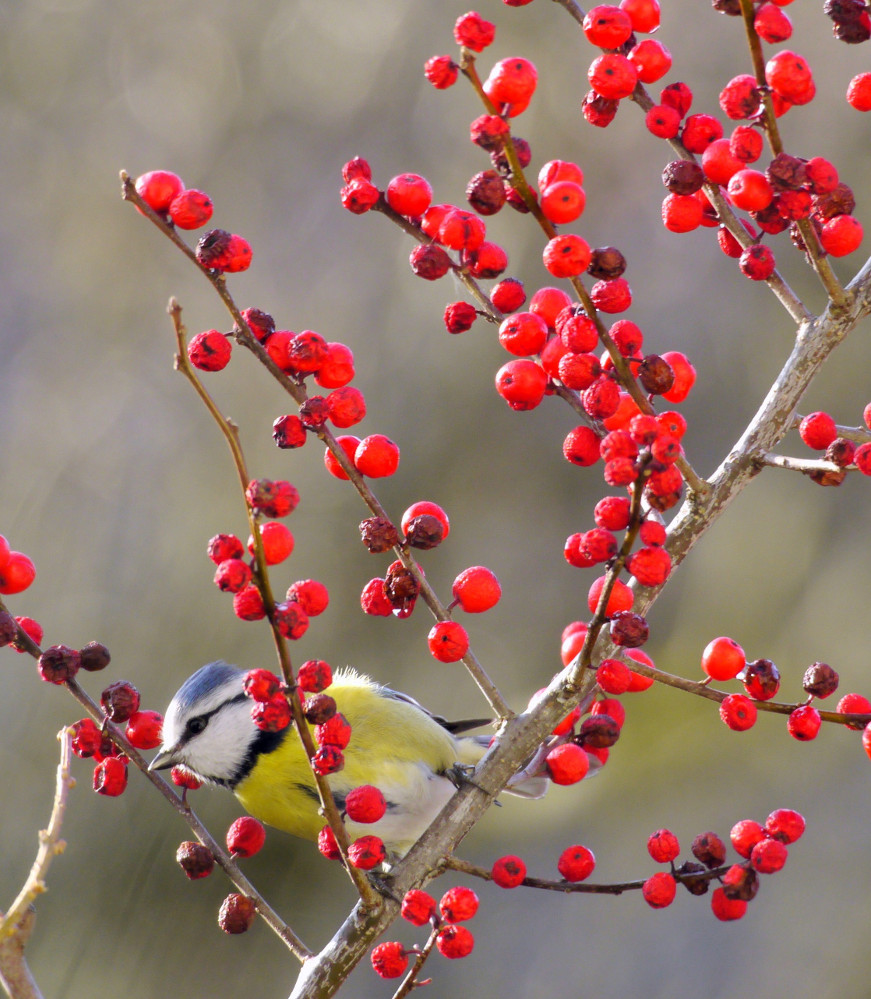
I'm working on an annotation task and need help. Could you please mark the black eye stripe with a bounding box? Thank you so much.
[180,693,248,745]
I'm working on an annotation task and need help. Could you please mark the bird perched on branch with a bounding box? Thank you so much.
[150,661,550,858]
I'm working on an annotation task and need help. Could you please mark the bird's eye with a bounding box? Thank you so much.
[187,715,208,736]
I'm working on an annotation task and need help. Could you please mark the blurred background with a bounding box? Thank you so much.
[1,0,870,996]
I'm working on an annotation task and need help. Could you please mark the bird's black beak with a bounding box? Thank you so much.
[148,746,179,772]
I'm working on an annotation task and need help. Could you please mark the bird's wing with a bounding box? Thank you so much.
[378,685,492,734]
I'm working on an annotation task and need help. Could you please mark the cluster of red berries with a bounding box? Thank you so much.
[206,487,328,636]
[356,496,501,662]
[635,0,864,276]
[796,406,871,485]
[638,811,805,919]
[0,535,44,653]
[68,675,162,798]
[371,884,479,978]
[701,635,871,747]
[241,665,391,869]
[175,817,266,934]
[134,169,252,274]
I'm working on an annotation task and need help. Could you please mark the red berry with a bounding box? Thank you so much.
[661,192,703,232]
[731,819,765,858]
[647,828,680,864]
[436,924,475,960]
[557,844,596,881]
[750,837,788,874]
[297,659,332,694]
[498,311,549,357]
[642,871,676,908]
[597,658,632,695]
[728,169,774,211]
[755,2,792,42]
[424,54,459,90]
[227,816,266,858]
[485,57,538,107]
[401,889,437,925]
[719,693,758,731]
[345,785,387,824]
[491,855,527,888]
[563,426,602,467]
[402,501,450,540]
[787,703,821,740]
[93,756,128,797]
[348,835,385,870]
[207,535,244,566]
[847,72,871,111]
[541,181,587,225]
[543,234,592,278]
[739,243,776,281]
[251,695,291,732]
[799,411,837,450]
[719,74,761,120]
[386,173,432,218]
[439,886,479,922]
[837,692,871,729]
[135,170,184,212]
[491,277,526,313]
[740,658,781,701]
[583,5,633,48]
[588,53,638,100]
[171,766,202,791]
[371,941,408,979]
[765,808,805,844]
[820,214,863,256]
[168,188,213,229]
[681,113,723,154]
[626,546,672,587]
[546,743,590,785]
[647,105,682,139]
[765,50,814,104]
[620,0,661,31]
[125,710,163,750]
[588,576,634,616]
[538,160,584,192]
[427,620,469,662]
[454,11,495,51]
[628,39,671,84]
[243,669,281,702]
[711,886,747,921]
[452,566,501,613]
[340,178,379,214]
[701,636,746,681]
[495,359,548,410]
[0,551,36,595]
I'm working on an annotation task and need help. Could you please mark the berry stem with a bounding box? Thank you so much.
[444,853,731,895]
[389,925,439,999]
[168,300,383,911]
[735,0,850,311]
[0,728,74,943]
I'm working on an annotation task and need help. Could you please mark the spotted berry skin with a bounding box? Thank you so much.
[491,855,527,888]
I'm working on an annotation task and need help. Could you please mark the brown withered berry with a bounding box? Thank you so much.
[662,160,705,196]
[578,714,621,748]
[79,641,111,672]
[676,861,711,896]
[466,170,507,215]
[176,841,215,880]
[802,661,839,699]
[218,893,257,934]
[609,611,649,647]
[766,153,807,191]
[722,863,759,902]
[638,354,676,396]
[303,693,338,725]
[692,831,727,869]
[813,182,856,220]
[404,514,445,550]
[101,680,141,723]
[587,246,627,280]
[359,517,400,553]
[384,563,420,607]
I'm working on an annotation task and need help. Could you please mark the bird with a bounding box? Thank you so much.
[150,661,549,859]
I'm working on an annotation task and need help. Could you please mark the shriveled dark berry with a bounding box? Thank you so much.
[79,641,111,672]
[404,514,445,550]
[802,661,839,699]
[638,354,676,395]
[359,517,400,553]
[587,247,627,280]
[662,160,705,196]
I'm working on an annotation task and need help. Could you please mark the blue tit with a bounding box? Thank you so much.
[149,661,549,859]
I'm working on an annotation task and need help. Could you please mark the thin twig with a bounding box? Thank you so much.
[0,729,74,941]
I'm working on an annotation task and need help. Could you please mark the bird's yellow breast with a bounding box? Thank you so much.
[234,672,480,848]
